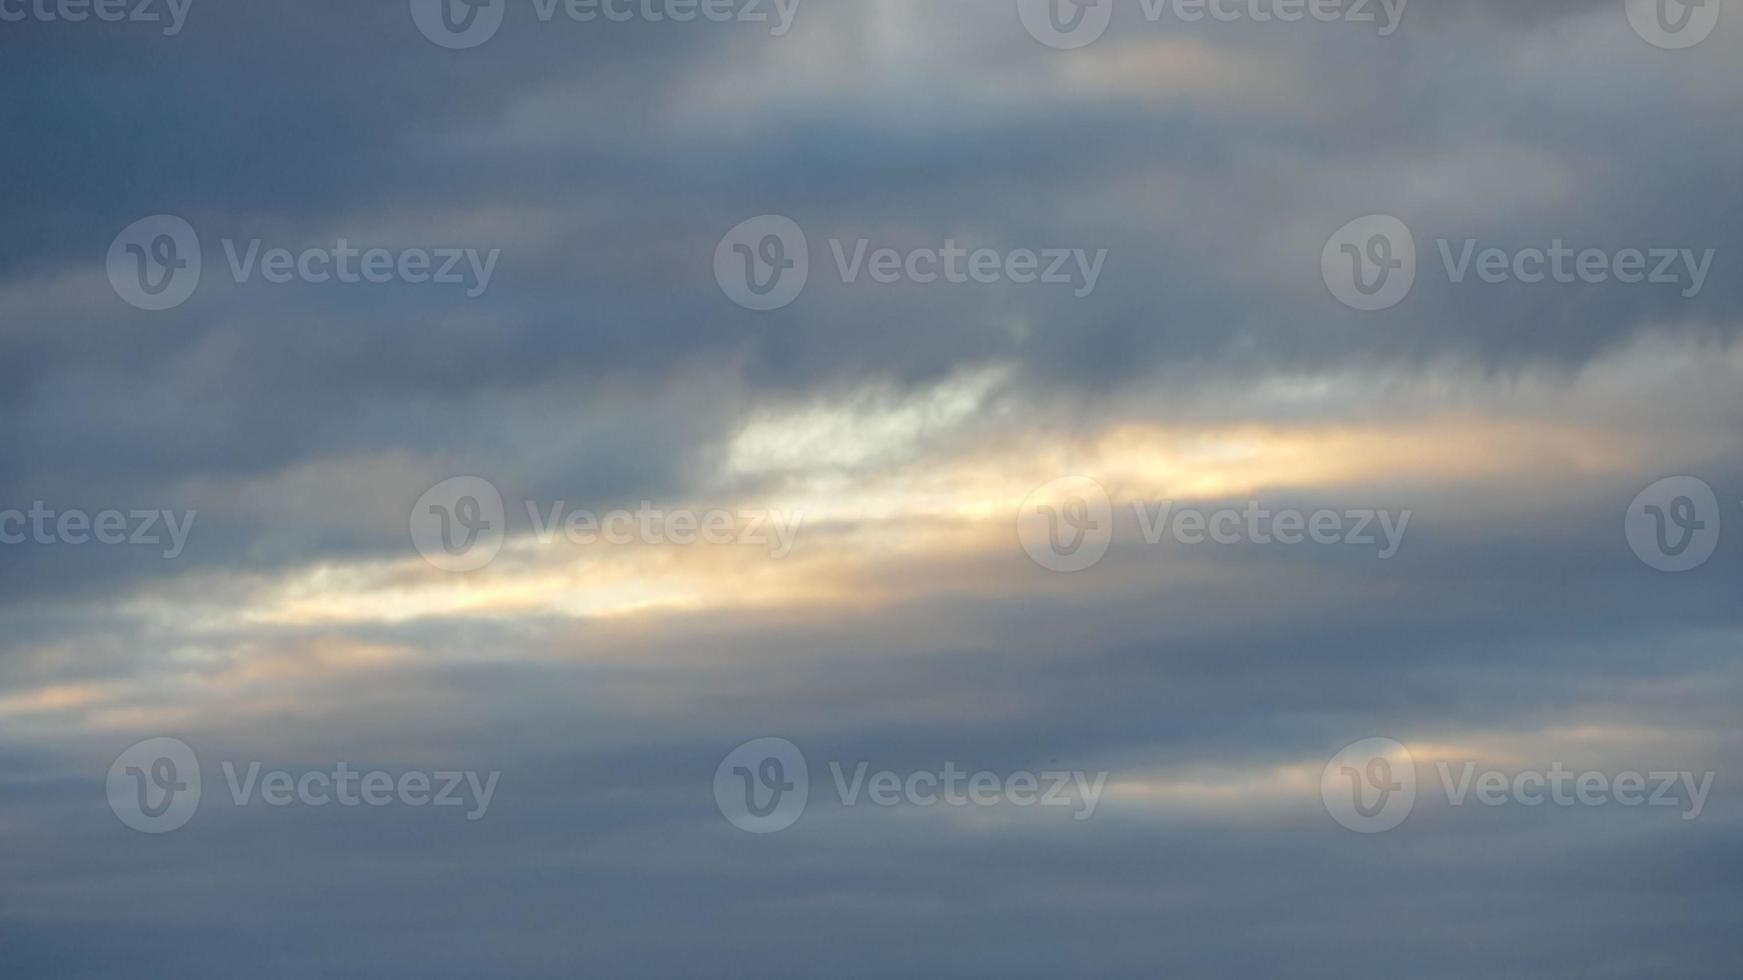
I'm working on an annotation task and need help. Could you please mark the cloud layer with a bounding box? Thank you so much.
[2,1,1740,976]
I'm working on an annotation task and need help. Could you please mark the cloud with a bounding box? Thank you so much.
[3,1,1742,975]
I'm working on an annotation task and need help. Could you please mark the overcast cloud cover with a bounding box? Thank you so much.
[1,0,1741,976]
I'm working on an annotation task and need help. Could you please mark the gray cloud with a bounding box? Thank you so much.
[2,0,1741,975]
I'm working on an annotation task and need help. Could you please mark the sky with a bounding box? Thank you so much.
[1,0,1741,976]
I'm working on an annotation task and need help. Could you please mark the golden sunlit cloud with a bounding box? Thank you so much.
[108,338,1743,638]
[138,371,1662,632]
